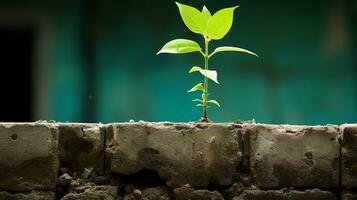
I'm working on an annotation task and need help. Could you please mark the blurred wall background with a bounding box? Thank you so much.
[0,0,356,124]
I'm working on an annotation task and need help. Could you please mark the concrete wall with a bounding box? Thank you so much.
[0,122,356,199]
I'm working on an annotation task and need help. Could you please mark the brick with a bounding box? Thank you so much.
[341,124,357,188]
[234,189,337,200]
[0,123,59,191]
[58,123,105,174]
[174,187,224,200]
[0,191,56,200]
[106,122,241,187]
[342,191,357,200]
[247,124,340,188]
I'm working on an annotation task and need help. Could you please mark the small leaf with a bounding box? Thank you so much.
[210,46,258,58]
[157,39,201,54]
[207,6,239,40]
[196,104,203,107]
[202,6,212,23]
[187,83,204,92]
[199,69,219,84]
[176,2,206,35]
[208,100,221,107]
[193,99,203,102]
[189,66,202,73]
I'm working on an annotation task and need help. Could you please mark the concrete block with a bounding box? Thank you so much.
[106,122,241,187]
[58,123,105,174]
[0,191,56,200]
[341,124,357,188]
[247,124,340,188]
[342,191,357,200]
[174,187,224,200]
[234,189,337,200]
[0,123,59,191]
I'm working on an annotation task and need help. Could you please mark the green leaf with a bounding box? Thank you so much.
[196,104,203,107]
[208,100,221,107]
[207,6,239,40]
[202,6,212,23]
[193,99,203,102]
[210,46,258,58]
[199,69,219,84]
[187,83,204,92]
[189,66,202,73]
[176,2,206,35]
[157,39,201,54]
[190,67,219,84]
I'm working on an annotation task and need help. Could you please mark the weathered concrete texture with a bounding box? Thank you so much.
[174,187,224,200]
[58,123,105,174]
[342,191,357,200]
[0,191,56,200]
[141,186,171,200]
[106,122,241,187]
[124,186,171,200]
[247,124,340,188]
[234,189,337,200]
[62,185,117,200]
[0,123,59,191]
[341,124,357,188]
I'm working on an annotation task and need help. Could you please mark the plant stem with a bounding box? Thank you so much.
[203,38,209,120]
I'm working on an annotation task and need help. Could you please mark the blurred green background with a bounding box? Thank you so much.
[0,0,356,124]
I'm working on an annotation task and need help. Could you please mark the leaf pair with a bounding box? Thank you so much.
[157,39,259,58]
[193,98,221,108]
[189,66,218,84]
[176,2,238,40]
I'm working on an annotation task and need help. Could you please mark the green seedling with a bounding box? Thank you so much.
[157,2,258,121]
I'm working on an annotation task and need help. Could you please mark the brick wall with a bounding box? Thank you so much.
[0,122,356,199]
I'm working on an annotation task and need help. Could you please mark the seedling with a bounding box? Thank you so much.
[157,2,258,121]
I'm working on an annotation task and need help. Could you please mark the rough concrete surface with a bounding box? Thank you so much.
[0,123,59,191]
[342,191,357,200]
[234,189,337,200]
[124,186,171,200]
[173,186,224,200]
[341,124,357,188]
[58,123,105,174]
[0,191,56,200]
[106,122,241,187]
[61,184,117,200]
[247,124,340,188]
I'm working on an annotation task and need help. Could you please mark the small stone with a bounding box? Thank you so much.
[133,189,142,198]
[58,173,73,186]
[81,167,94,179]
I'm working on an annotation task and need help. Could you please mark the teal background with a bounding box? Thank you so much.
[1,0,356,124]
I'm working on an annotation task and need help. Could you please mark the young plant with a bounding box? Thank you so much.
[157,2,258,121]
